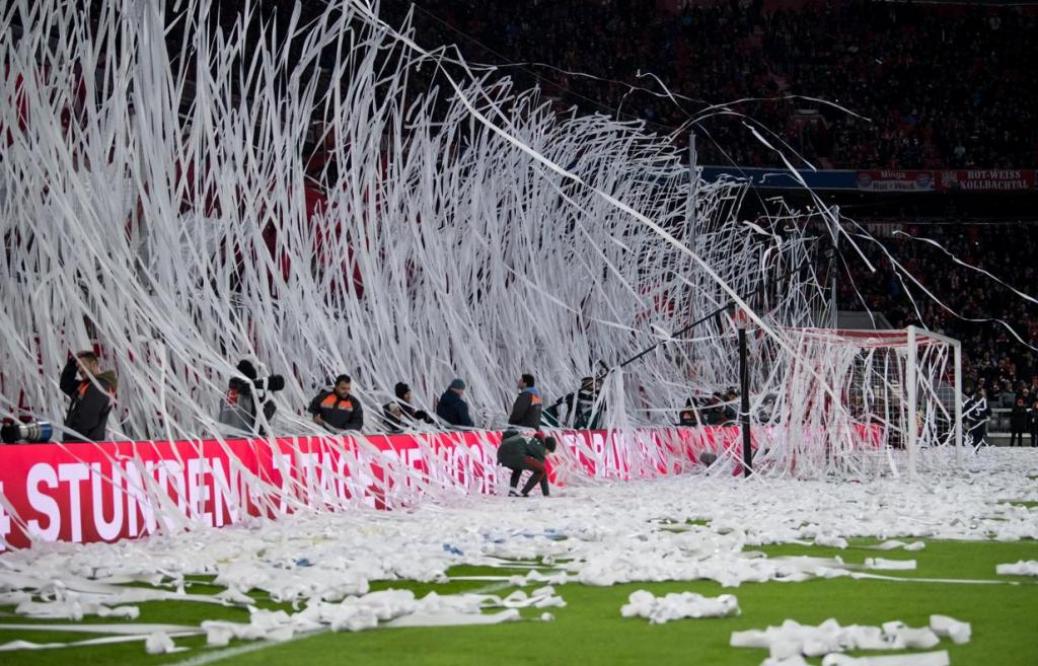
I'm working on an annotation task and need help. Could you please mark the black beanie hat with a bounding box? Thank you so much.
[237,360,257,380]
[395,382,411,399]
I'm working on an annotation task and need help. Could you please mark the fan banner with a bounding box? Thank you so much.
[0,425,885,550]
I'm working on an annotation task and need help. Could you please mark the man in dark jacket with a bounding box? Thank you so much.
[437,379,474,428]
[60,351,116,442]
[508,373,543,428]
[496,430,557,497]
[309,374,364,432]
[1030,397,1038,448]
[1010,396,1027,447]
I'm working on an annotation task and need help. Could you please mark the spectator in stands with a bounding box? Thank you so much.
[437,378,474,428]
[368,1,1038,170]
[496,430,557,497]
[309,374,364,432]
[60,350,116,442]
[508,373,544,428]
[833,223,1038,397]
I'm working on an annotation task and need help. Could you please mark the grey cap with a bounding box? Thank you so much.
[449,378,466,390]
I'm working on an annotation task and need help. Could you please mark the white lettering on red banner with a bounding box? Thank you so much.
[0,426,880,550]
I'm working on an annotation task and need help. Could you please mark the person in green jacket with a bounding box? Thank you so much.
[496,430,557,497]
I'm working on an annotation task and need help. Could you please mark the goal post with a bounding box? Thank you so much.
[757,325,964,479]
[906,325,964,475]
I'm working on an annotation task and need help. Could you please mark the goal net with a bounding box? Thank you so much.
[734,325,963,479]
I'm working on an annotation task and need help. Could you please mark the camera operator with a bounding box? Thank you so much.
[545,376,602,429]
[217,360,284,436]
[60,350,116,442]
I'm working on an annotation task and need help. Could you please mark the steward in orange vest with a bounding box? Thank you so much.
[309,374,364,431]
[508,373,543,428]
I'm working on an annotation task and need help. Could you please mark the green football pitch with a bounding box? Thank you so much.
[2,537,1036,665]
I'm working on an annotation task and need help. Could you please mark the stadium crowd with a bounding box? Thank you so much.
[836,222,1038,404]
[387,0,1038,169]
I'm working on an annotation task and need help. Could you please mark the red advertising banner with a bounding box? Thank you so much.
[0,431,507,550]
[938,169,1037,192]
[0,425,881,550]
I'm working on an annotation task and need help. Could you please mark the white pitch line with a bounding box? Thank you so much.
[850,572,1029,585]
[166,637,316,666]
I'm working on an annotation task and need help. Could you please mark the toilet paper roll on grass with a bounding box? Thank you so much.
[928,614,971,645]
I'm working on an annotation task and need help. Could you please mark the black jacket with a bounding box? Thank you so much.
[60,359,114,442]
[546,389,601,429]
[383,401,434,432]
[1011,403,1028,430]
[436,390,474,427]
[508,387,543,428]
[309,390,364,431]
[678,408,698,426]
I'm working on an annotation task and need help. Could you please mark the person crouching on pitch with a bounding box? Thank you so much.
[497,430,557,497]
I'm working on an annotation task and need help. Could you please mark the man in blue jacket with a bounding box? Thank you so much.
[496,430,556,497]
[508,373,543,428]
[437,378,474,428]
